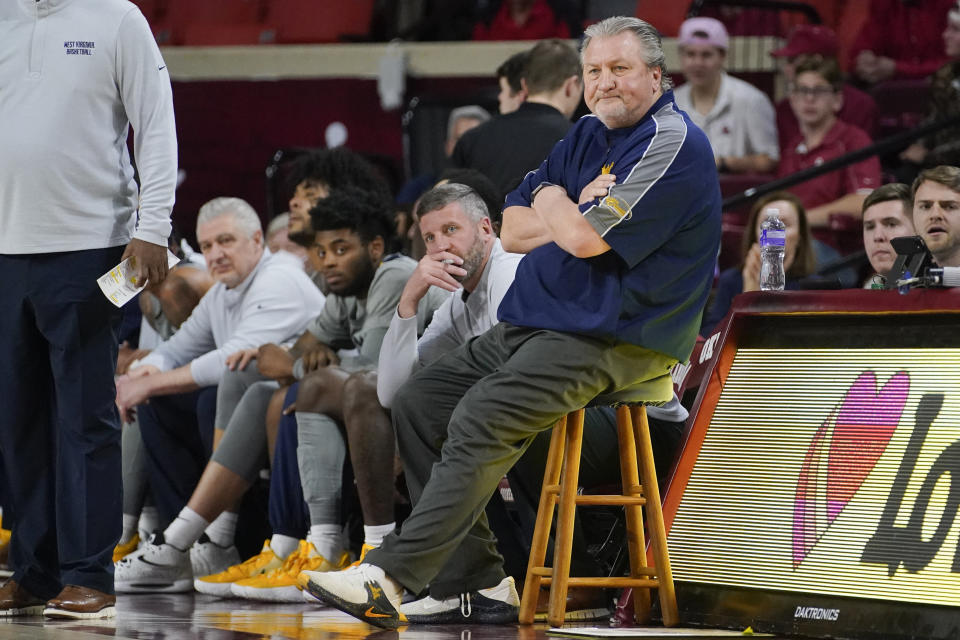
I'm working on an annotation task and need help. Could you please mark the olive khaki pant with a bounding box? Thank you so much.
[367,322,677,598]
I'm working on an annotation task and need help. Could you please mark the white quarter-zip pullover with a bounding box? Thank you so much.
[0,0,177,253]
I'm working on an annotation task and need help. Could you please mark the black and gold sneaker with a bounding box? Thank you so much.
[298,562,408,629]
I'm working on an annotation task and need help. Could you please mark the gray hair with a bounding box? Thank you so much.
[582,16,673,92]
[417,183,489,224]
[266,212,290,237]
[446,105,491,142]
[196,197,263,240]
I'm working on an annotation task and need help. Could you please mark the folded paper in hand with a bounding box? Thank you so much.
[97,250,181,307]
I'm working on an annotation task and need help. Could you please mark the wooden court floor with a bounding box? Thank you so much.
[0,592,794,640]
[0,593,592,640]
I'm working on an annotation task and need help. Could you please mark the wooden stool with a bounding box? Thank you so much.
[518,384,678,628]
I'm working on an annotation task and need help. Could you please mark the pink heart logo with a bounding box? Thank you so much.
[792,371,909,568]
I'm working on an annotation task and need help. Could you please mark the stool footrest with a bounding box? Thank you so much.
[519,403,678,628]
[575,495,646,506]
[543,487,646,506]
[538,576,661,588]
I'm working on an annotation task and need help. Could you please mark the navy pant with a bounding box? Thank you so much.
[138,387,217,529]
[269,384,309,538]
[0,248,124,597]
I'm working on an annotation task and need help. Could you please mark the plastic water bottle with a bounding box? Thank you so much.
[759,208,786,291]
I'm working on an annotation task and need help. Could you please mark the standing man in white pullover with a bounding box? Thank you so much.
[0,0,177,619]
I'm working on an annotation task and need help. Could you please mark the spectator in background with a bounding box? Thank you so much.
[397,106,491,208]
[850,0,953,84]
[444,106,491,158]
[452,39,582,195]
[770,24,877,151]
[266,213,309,267]
[861,183,916,286]
[899,3,960,171]
[702,192,817,334]
[473,0,574,41]
[496,50,530,114]
[912,164,960,267]
[390,0,477,41]
[779,57,882,226]
[673,17,779,174]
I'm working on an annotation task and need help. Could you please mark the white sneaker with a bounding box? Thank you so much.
[398,576,520,625]
[189,534,240,579]
[298,563,405,629]
[114,533,192,593]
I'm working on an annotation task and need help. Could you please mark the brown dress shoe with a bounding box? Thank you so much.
[43,585,116,619]
[0,580,46,617]
[534,585,611,622]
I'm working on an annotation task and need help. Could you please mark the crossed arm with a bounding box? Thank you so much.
[501,176,613,257]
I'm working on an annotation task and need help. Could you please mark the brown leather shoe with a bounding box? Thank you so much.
[43,585,116,619]
[0,580,46,617]
[534,585,611,622]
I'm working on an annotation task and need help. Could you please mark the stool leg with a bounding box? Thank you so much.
[633,405,679,627]
[519,414,568,624]
[617,405,651,624]
[548,408,585,628]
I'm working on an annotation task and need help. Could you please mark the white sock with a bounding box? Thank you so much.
[307,524,342,561]
[163,507,208,551]
[120,513,140,545]
[138,505,159,540]
[204,511,238,548]
[269,533,300,559]
[363,522,394,548]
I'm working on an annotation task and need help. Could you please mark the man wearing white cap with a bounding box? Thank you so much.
[674,16,779,175]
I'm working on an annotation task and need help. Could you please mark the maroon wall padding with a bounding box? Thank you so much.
[169,78,402,239]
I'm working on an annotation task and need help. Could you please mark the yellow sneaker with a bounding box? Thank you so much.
[345,543,377,569]
[194,540,284,597]
[0,527,10,567]
[112,533,140,564]
[231,540,350,603]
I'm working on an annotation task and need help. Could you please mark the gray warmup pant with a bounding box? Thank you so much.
[295,411,347,526]
[209,367,279,483]
[367,322,677,598]
[121,417,149,516]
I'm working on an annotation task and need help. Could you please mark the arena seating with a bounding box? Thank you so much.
[131,0,375,46]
